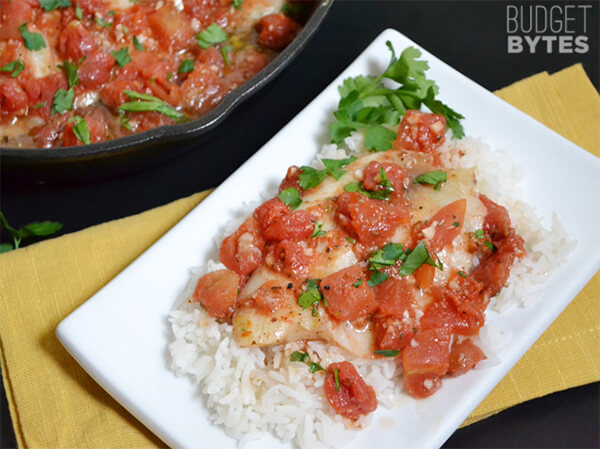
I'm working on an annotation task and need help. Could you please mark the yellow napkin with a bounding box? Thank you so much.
[1,64,598,448]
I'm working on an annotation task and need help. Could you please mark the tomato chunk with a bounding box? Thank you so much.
[255,198,315,242]
[0,79,28,113]
[336,192,407,248]
[254,198,290,230]
[58,21,96,61]
[402,328,451,398]
[479,194,513,242]
[0,0,37,40]
[219,216,265,275]
[362,161,407,200]
[193,269,240,320]
[321,265,376,322]
[420,287,483,336]
[324,361,377,420]
[448,339,486,376]
[62,109,109,146]
[279,166,303,193]
[256,14,301,50]
[265,240,311,280]
[396,110,446,154]
[246,280,290,314]
[428,199,467,252]
[148,6,194,52]
[78,50,115,89]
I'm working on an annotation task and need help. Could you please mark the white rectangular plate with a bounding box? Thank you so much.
[57,29,600,449]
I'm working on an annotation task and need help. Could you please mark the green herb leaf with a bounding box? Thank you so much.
[297,288,322,309]
[62,60,79,88]
[399,241,430,276]
[178,59,194,73]
[133,35,144,50]
[290,351,310,363]
[344,181,392,201]
[413,170,447,190]
[19,23,47,51]
[484,241,495,251]
[0,243,13,253]
[352,278,363,287]
[281,2,308,22]
[68,116,90,144]
[374,349,400,357]
[95,17,113,27]
[367,270,389,287]
[457,270,467,278]
[220,44,233,67]
[453,221,460,227]
[364,125,396,152]
[333,368,340,392]
[309,362,324,373]
[278,188,302,209]
[19,221,63,238]
[232,0,243,9]
[38,0,71,11]
[298,166,326,190]
[118,90,187,122]
[51,88,74,114]
[423,86,465,139]
[33,102,45,109]
[197,23,227,49]
[474,229,485,239]
[345,236,356,244]
[111,47,130,68]
[321,156,356,180]
[311,222,327,238]
[75,5,83,20]
[120,116,132,131]
[0,60,25,78]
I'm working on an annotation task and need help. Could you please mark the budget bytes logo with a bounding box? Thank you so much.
[506,3,591,54]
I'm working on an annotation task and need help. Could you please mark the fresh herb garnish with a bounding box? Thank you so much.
[0,211,62,252]
[290,351,310,363]
[309,362,325,373]
[232,0,243,9]
[75,5,83,19]
[133,35,144,50]
[33,102,45,109]
[278,188,302,209]
[19,23,46,51]
[197,23,227,49]
[322,157,356,180]
[68,116,91,144]
[344,181,392,200]
[474,229,485,239]
[178,59,195,73]
[329,41,465,145]
[374,349,400,357]
[220,44,233,67]
[0,60,25,78]
[311,222,327,238]
[111,47,130,68]
[367,270,389,287]
[298,157,356,190]
[95,17,113,27]
[457,270,467,278]
[413,170,447,190]
[297,279,323,310]
[333,368,340,392]
[453,221,460,227]
[118,90,187,122]
[352,278,363,287]
[398,241,431,276]
[61,60,80,88]
[345,236,356,244]
[38,0,71,11]
[51,88,74,114]
[120,116,132,131]
[484,241,495,251]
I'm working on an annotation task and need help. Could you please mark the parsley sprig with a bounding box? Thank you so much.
[298,157,356,190]
[297,279,326,317]
[118,90,187,122]
[289,350,325,373]
[0,211,62,253]
[329,41,465,147]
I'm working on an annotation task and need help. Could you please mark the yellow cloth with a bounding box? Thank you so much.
[1,65,599,448]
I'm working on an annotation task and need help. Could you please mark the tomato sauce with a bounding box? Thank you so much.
[0,0,307,148]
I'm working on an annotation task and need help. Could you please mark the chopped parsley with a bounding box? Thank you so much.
[178,59,195,74]
[333,368,340,392]
[297,279,324,316]
[33,102,45,109]
[232,0,243,9]
[60,60,80,88]
[220,44,234,67]
[321,157,356,180]
[197,23,227,49]
[118,90,187,122]
[75,5,83,20]
[352,278,363,287]
[345,236,356,244]
[311,222,327,238]
[95,17,113,27]
[368,242,406,270]
[19,23,46,51]
[51,88,74,114]
[344,181,392,200]
[367,270,389,287]
[278,187,302,209]
[483,241,495,251]
[0,60,25,78]
[374,349,400,357]
[111,47,131,68]
[453,221,460,227]
[133,35,144,50]
[289,350,324,374]
[68,116,91,144]
[398,241,431,276]
[329,42,465,146]
[474,229,485,239]
[457,271,467,278]
[413,170,447,190]
[38,0,71,12]
[298,157,356,190]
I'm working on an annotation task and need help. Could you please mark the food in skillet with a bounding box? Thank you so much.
[168,43,570,447]
[0,0,308,148]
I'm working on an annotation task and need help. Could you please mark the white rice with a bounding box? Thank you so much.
[168,130,572,448]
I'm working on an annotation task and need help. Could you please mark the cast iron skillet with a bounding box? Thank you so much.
[1,0,333,181]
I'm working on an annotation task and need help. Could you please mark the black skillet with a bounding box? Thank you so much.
[0,0,333,182]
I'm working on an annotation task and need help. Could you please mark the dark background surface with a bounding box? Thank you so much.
[1,0,599,447]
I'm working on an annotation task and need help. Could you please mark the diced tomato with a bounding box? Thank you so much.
[374,275,415,317]
[219,216,266,275]
[373,316,415,352]
[254,198,290,230]
[444,271,487,322]
[58,21,96,61]
[265,240,311,279]
[321,265,376,322]
[471,234,526,297]
[183,0,230,28]
[78,50,115,89]
[448,339,486,376]
[335,192,407,248]
[246,280,291,314]
[100,78,143,109]
[61,109,109,146]
[420,289,483,336]
[362,161,407,200]
[428,199,467,252]
[263,210,314,242]
[396,110,446,155]
[479,194,512,242]
[279,166,303,193]
[180,53,224,112]
[0,79,28,113]
[401,328,451,398]
[76,0,107,16]
[0,0,38,40]
[324,361,377,420]
[31,113,71,147]
[148,6,194,53]
[225,47,269,83]
[22,73,68,118]
[131,51,174,82]
[193,269,240,320]
[255,14,301,50]
[130,111,175,133]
